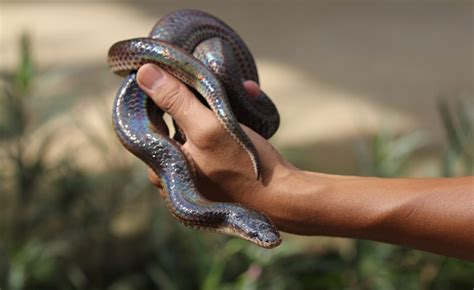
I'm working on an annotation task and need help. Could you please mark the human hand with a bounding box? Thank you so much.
[136,63,292,216]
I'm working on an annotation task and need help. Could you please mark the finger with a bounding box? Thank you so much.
[243,80,261,101]
[147,167,169,199]
[137,64,219,139]
[147,167,163,189]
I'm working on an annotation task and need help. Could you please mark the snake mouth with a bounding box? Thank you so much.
[218,225,282,249]
[222,210,282,249]
[247,234,282,249]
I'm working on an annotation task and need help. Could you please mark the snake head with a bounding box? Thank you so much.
[226,208,281,249]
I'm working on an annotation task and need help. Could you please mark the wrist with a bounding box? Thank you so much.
[264,168,380,237]
[262,166,331,234]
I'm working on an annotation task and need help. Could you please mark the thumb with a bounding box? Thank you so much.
[136,63,216,138]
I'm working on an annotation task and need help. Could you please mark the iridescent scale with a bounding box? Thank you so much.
[108,9,281,248]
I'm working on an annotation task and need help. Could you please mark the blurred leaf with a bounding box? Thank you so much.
[14,33,34,95]
[438,98,463,154]
[146,263,178,290]
[358,129,426,177]
[0,87,26,140]
[8,240,58,290]
[438,96,474,176]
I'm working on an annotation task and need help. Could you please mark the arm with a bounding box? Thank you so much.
[137,64,474,261]
[269,171,474,261]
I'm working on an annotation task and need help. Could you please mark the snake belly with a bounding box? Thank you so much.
[108,9,281,248]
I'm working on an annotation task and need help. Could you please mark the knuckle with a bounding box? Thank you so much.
[194,119,227,150]
[154,81,187,114]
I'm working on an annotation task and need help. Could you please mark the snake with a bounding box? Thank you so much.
[108,9,281,248]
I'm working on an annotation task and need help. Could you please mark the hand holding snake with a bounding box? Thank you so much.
[109,9,281,248]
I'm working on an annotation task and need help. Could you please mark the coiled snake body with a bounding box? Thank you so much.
[108,9,281,248]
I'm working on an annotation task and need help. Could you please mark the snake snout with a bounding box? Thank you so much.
[253,218,282,248]
[228,209,281,248]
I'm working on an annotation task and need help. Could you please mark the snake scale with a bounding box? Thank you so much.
[108,9,281,248]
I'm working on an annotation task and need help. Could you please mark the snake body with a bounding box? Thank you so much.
[108,9,281,248]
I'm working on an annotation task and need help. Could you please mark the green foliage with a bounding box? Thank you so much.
[1,33,472,290]
[438,98,474,176]
[357,129,427,177]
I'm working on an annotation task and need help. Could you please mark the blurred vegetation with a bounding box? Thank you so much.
[1,34,473,290]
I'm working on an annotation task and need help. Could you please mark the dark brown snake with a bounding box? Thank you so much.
[108,9,281,248]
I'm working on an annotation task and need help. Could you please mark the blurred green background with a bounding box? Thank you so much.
[0,1,473,289]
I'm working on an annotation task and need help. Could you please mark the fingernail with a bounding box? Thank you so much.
[139,65,164,91]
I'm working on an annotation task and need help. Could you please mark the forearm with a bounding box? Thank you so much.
[267,169,474,260]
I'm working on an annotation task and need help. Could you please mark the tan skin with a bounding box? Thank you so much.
[137,63,474,261]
